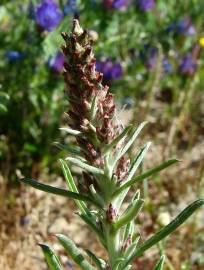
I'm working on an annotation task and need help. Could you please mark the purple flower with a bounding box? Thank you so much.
[177,17,196,36]
[140,45,158,70]
[35,0,63,32]
[179,54,197,76]
[96,58,122,81]
[49,52,65,72]
[103,0,131,10]
[137,0,155,11]
[167,17,196,36]
[163,58,172,74]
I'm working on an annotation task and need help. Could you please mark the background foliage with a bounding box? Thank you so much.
[1,0,203,180]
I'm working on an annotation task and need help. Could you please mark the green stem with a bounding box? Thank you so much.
[104,224,120,269]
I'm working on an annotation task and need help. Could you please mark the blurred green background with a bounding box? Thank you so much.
[1,0,203,181]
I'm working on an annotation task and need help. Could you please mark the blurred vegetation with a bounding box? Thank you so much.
[0,0,203,181]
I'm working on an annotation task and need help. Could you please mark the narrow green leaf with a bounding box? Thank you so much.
[123,221,134,243]
[114,159,179,197]
[131,190,140,202]
[20,178,100,207]
[102,125,132,156]
[153,255,165,270]
[59,127,81,136]
[56,234,96,270]
[53,142,81,155]
[59,159,89,215]
[85,250,105,270]
[39,243,63,270]
[117,121,147,159]
[124,236,140,259]
[66,157,104,175]
[113,199,144,231]
[127,142,151,182]
[126,199,204,266]
[113,143,150,209]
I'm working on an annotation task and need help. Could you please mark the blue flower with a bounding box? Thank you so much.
[5,51,24,62]
[49,52,64,72]
[64,0,77,15]
[163,58,172,74]
[35,0,63,32]
[96,58,122,81]
[167,17,196,36]
[137,0,155,11]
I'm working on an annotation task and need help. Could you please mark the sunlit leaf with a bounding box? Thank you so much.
[39,243,63,270]
[56,234,96,270]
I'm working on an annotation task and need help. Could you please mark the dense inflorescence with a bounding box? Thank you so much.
[61,19,129,179]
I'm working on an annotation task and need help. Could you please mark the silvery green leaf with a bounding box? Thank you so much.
[66,157,104,175]
[120,236,140,270]
[89,184,105,207]
[85,250,106,270]
[59,127,82,136]
[113,199,144,231]
[113,142,150,209]
[124,236,140,259]
[123,221,134,243]
[20,178,100,207]
[115,260,131,270]
[125,199,204,267]
[39,243,63,270]
[102,125,132,156]
[53,142,81,155]
[59,159,89,215]
[153,255,165,270]
[115,121,147,162]
[114,159,179,197]
[56,234,96,270]
[131,190,140,202]
[127,142,151,182]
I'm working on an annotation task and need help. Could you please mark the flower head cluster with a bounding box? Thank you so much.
[61,20,127,172]
[35,0,63,31]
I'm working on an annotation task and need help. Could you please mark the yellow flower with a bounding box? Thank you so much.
[199,37,204,47]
